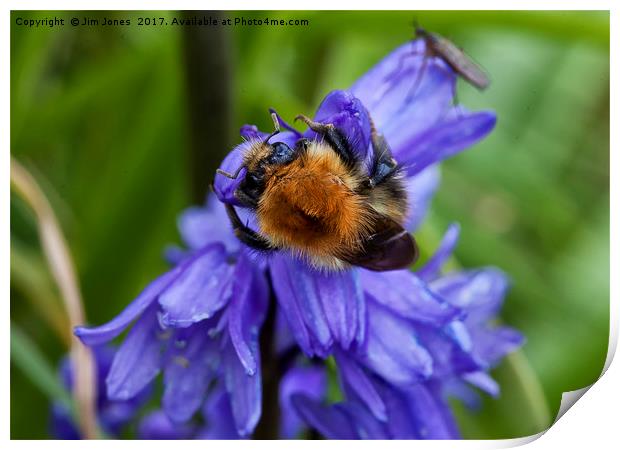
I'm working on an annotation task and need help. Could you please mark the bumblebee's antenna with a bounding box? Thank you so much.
[271,112,280,132]
[217,114,281,180]
[216,165,245,180]
[412,17,425,38]
[263,112,281,144]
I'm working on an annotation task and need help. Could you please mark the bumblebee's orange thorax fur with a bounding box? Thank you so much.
[257,141,372,266]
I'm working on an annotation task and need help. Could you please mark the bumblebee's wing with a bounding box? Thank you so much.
[430,33,490,90]
[342,215,419,271]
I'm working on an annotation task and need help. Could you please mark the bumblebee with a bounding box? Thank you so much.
[216,113,418,271]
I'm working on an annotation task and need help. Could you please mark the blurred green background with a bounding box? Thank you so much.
[10,10,609,439]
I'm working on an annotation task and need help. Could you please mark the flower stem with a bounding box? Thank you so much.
[253,271,280,439]
[504,350,552,430]
[10,157,99,439]
[181,10,233,203]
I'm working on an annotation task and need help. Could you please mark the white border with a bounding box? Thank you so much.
[3,1,616,448]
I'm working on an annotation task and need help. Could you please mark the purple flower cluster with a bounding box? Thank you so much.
[74,39,523,439]
[291,230,523,438]
[50,346,151,439]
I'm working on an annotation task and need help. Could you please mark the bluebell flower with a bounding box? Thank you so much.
[136,370,323,440]
[74,38,518,440]
[279,363,327,439]
[137,383,241,439]
[288,225,524,439]
[74,196,269,436]
[137,411,196,440]
[50,346,150,439]
[214,39,496,360]
[292,375,459,439]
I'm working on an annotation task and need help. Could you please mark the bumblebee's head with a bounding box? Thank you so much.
[243,140,295,174]
[235,140,294,204]
[216,112,298,208]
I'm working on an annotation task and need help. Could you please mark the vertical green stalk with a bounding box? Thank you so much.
[11,157,99,439]
[182,10,233,203]
[253,271,280,439]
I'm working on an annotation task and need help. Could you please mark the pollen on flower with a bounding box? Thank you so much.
[174,356,191,368]
[157,329,173,341]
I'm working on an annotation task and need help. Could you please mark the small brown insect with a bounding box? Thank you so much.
[415,25,490,91]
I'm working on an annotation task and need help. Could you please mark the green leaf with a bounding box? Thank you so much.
[10,323,73,412]
[10,239,71,344]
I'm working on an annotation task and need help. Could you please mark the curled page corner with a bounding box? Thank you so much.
[496,386,594,447]
[551,327,617,426]
[554,385,593,423]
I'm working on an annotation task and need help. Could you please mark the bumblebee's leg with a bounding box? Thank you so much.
[224,203,274,251]
[294,114,355,167]
[369,117,393,161]
[208,177,259,209]
[367,116,399,188]
[235,189,259,209]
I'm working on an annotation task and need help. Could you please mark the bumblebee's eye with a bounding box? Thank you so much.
[267,142,294,165]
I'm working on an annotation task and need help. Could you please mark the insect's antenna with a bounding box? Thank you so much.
[263,112,281,144]
[412,17,428,40]
[412,17,421,35]
[216,164,245,180]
